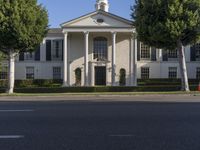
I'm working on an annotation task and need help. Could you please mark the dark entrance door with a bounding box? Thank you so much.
[95,66,106,86]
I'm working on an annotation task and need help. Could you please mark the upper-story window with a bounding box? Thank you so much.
[140,43,150,60]
[0,66,8,79]
[138,42,157,61]
[163,49,178,61]
[196,67,200,79]
[52,40,62,60]
[93,37,108,61]
[24,52,35,61]
[168,49,178,59]
[191,43,200,61]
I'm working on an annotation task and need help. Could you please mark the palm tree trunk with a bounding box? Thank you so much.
[7,50,15,94]
[177,40,190,91]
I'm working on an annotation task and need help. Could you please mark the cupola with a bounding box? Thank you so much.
[95,0,109,12]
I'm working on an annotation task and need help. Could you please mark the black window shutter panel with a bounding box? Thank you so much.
[162,50,168,61]
[137,40,140,61]
[190,45,196,61]
[19,52,24,61]
[46,40,51,61]
[151,48,157,61]
[35,46,40,61]
[62,40,64,61]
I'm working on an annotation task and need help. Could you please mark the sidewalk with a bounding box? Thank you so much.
[0,92,199,102]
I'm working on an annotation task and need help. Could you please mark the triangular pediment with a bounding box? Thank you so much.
[61,10,133,28]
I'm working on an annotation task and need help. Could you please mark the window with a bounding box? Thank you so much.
[119,69,126,86]
[75,68,82,86]
[0,66,8,79]
[141,43,150,59]
[196,68,200,79]
[191,43,200,61]
[52,40,62,60]
[53,67,61,80]
[24,52,35,60]
[168,49,178,59]
[93,37,108,61]
[168,67,177,79]
[195,43,200,60]
[141,67,149,79]
[26,67,34,79]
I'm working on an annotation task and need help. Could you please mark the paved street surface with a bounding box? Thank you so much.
[0,96,200,150]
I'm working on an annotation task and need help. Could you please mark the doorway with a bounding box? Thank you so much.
[95,66,106,86]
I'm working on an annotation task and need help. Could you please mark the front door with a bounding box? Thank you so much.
[95,66,106,86]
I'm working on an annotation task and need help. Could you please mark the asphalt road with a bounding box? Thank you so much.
[0,100,200,150]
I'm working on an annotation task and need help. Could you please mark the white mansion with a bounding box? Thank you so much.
[0,0,200,86]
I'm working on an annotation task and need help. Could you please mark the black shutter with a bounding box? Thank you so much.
[62,40,64,61]
[19,52,24,61]
[151,47,157,61]
[137,40,140,61]
[46,40,51,61]
[35,46,40,61]
[162,50,168,61]
[190,45,196,61]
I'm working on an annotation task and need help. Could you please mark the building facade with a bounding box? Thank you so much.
[0,0,200,86]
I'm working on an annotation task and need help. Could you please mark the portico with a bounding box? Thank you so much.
[60,0,137,87]
[62,29,137,87]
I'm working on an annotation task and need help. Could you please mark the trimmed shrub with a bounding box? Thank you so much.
[0,85,195,94]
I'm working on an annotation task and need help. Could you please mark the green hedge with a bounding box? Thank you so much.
[0,79,62,88]
[0,85,198,93]
[0,79,199,93]
[137,79,200,86]
[0,79,199,88]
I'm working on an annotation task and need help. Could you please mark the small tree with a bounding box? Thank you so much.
[133,0,200,91]
[0,0,48,94]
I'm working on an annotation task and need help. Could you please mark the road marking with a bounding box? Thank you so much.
[0,135,24,139]
[109,134,134,137]
[0,109,34,112]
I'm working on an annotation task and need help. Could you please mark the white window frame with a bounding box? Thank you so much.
[24,52,35,61]
[0,66,8,79]
[141,67,150,79]
[168,67,177,79]
[52,40,62,61]
[196,67,200,79]
[140,43,151,60]
[53,67,61,80]
[26,67,34,79]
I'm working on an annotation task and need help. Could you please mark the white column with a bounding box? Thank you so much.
[158,49,162,62]
[90,62,94,86]
[129,34,134,86]
[111,32,117,86]
[133,33,138,86]
[63,32,68,87]
[84,31,89,86]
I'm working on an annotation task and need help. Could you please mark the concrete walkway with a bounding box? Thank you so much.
[0,94,200,102]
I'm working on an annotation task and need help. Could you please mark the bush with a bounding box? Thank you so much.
[137,79,199,86]
[0,79,199,93]
[0,85,195,93]
[14,79,62,87]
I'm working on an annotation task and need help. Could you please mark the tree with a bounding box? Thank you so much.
[0,0,48,94]
[132,0,200,91]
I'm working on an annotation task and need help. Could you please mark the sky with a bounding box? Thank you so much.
[37,0,135,28]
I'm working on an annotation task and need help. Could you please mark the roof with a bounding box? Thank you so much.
[60,10,133,27]
[48,28,62,34]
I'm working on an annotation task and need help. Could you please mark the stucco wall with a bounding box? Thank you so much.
[14,32,200,84]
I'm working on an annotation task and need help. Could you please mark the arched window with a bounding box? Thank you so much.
[119,68,126,86]
[93,37,108,61]
[75,68,81,86]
